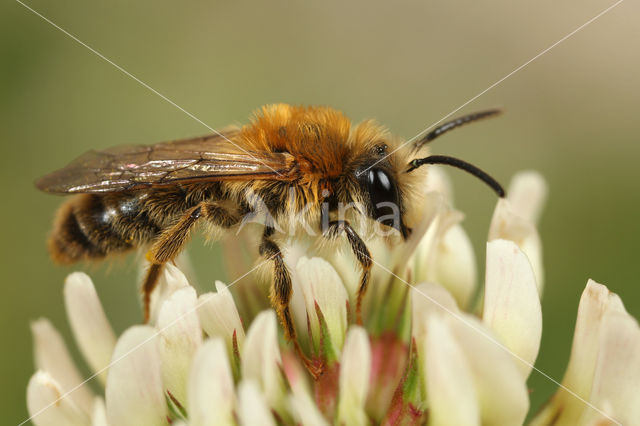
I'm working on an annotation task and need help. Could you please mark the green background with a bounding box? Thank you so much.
[1,0,639,424]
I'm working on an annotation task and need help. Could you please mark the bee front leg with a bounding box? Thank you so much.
[323,220,372,325]
[142,202,241,322]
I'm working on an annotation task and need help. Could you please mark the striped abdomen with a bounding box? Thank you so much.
[48,192,167,264]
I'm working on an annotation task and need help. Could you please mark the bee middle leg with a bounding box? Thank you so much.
[142,202,241,322]
[259,227,322,377]
[258,227,297,341]
[323,220,372,325]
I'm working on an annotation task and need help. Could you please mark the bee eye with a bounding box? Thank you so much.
[366,168,400,226]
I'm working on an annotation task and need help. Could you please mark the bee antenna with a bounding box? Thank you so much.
[407,155,505,197]
[413,108,503,151]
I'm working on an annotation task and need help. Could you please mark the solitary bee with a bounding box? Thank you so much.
[37,104,503,344]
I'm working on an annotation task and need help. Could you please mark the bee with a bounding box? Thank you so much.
[37,104,504,346]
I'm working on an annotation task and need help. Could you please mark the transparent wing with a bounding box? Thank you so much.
[36,131,297,193]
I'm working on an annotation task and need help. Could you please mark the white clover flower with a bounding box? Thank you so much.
[296,256,349,354]
[483,239,542,379]
[489,171,547,294]
[187,339,235,425]
[25,170,640,426]
[410,165,477,309]
[530,280,640,426]
[336,326,371,425]
[106,326,166,426]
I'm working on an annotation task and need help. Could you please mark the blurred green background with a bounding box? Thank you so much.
[1,0,639,423]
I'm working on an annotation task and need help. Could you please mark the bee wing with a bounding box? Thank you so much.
[36,131,297,193]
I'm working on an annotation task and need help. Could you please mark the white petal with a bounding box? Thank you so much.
[105,326,166,426]
[489,198,531,241]
[399,192,444,272]
[237,380,276,426]
[296,256,348,352]
[430,222,477,308]
[448,316,529,425]
[283,241,314,339]
[530,280,633,426]
[581,306,640,425]
[337,326,371,426]
[563,281,637,425]
[327,249,360,302]
[197,281,245,352]
[507,170,547,224]
[412,282,529,423]
[31,318,94,415]
[411,282,460,313]
[64,272,116,384]
[520,230,544,294]
[242,310,286,414]
[91,397,108,426]
[157,286,202,405]
[329,235,399,323]
[148,262,190,324]
[483,240,542,379]
[424,316,480,426]
[411,282,460,349]
[410,282,460,400]
[489,198,544,294]
[565,281,624,392]
[409,202,477,310]
[187,338,235,426]
[26,371,90,426]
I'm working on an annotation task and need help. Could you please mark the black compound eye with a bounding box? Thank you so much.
[366,168,400,225]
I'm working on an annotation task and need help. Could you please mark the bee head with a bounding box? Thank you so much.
[353,143,410,239]
[350,108,507,240]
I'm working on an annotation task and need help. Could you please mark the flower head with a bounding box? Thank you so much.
[26,168,640,426]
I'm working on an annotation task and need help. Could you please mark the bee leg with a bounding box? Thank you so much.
[142,203,241,322]
[259,227,321,377]
[324,220,372,325]
[142,262,164,322]
[259,227,296,340]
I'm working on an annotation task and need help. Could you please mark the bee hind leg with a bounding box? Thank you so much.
[142,202,241,322]
[323,220,372,325]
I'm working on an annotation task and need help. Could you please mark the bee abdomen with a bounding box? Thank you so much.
[48,194,157,264]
